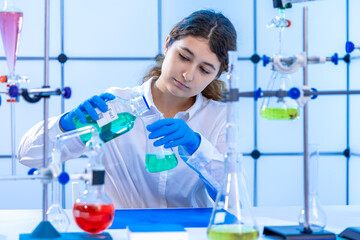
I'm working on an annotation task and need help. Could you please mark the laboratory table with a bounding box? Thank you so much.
[0,205,359,240]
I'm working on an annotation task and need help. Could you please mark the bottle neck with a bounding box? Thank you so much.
[129,95,149,116]
[86,184,103,193]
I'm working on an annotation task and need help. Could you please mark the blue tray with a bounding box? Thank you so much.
[109,208,213,229]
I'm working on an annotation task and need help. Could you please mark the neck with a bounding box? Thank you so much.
[151,79,195,118]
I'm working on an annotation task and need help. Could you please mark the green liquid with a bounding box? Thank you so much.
[73,112,136,143]
[260,107,299,120]
[208,225,259,240]
[145,153,178,172]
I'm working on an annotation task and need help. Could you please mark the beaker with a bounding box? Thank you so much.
[299,144,326,232]
[208,152,259,240]
[141,113,178,173]
[260,70,300,120]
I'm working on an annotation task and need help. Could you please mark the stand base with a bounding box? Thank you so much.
[20,232,112,240]
[263,225,336,240]
[19,220,112,240]
[339,227,360,240]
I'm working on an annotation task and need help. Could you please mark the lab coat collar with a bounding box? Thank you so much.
[140,77,204,121]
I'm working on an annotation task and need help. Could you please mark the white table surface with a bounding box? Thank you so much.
[0,205,359,240]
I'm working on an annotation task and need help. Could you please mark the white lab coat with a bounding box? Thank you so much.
[18,79,228,208]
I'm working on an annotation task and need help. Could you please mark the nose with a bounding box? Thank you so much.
[182,68,195,82]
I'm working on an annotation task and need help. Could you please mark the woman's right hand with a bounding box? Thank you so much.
[59,93,115,131]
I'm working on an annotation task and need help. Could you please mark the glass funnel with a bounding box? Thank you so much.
[260,70,299,120]
[0,0,23,80]
[208,152,259,240]
[142,113,178,172]
[299,144,326,232]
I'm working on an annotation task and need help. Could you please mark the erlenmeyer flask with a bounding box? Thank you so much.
[0,0,23,80]
[260,70,300,120]
[299,144,326,232]
[142,113,178,172]
[208,152,259,240]
[46,147,70,232]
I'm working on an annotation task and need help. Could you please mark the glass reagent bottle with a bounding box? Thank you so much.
[73,95,150,143]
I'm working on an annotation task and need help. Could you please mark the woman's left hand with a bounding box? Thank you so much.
[146,118,201,155]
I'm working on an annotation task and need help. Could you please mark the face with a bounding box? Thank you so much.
[156,35,221,99]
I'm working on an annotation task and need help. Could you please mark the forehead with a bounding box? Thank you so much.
[172,36,221,68]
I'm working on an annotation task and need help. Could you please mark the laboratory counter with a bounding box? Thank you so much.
[0,205,359,240]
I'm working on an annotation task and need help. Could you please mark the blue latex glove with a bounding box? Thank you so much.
[60,93,115,131]
[146,118,201,155]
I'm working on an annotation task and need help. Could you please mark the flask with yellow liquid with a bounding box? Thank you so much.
[207,152,259,240]
[260,70,300,120]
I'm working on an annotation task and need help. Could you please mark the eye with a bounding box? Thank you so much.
[200,67,210,74]
[179,53,189,61]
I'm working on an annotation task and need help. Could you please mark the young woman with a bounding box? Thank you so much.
[18,9,237,208]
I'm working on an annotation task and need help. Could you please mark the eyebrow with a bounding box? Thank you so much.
[180,46,216,71]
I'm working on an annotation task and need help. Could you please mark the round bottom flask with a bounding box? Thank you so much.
[73,202,115,234]
[73,170,115,234]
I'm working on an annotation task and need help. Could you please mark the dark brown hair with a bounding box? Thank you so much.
[143,10,237,101]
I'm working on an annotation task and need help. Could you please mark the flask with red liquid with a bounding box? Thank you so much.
[72,130,115,234]
[73,169,115,234]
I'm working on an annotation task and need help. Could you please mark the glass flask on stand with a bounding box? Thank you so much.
[207,152,259,240]
[142,112,178,172]
[46,148,70,233]
[299,144,326,232]
[73,95,150,143]
[260,69,300,120]
[73,130,115,234]
[261,8,299,120]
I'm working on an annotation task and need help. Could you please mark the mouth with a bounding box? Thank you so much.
[174,78,189,89]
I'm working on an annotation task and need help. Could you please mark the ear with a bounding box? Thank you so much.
[164,36,170,55]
